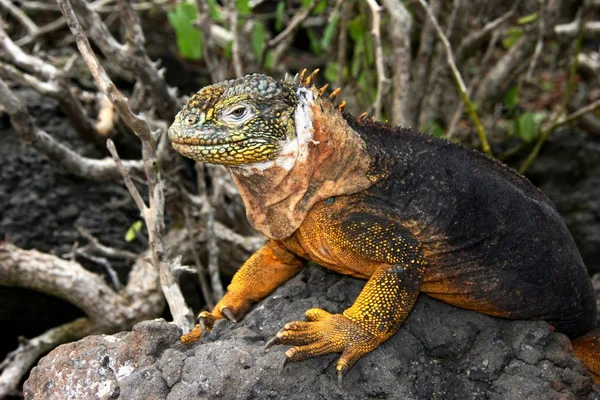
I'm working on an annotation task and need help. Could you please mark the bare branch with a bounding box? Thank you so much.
[57,0,194,331]
[196,0,224,82]
[0,77,142,181]
[228,0,243,78]
[0,0,39,37]
[381,0,411,126]
[365,0,389,120]
[526,0,546,81]
[417,0,492,156]
[555,20,600,39]
[268,0,317,49]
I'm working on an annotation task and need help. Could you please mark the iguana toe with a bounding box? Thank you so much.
[267,307,380,377]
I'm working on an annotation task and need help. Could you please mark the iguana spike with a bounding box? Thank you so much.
[358,112,368,122]
[284,72,290,83]
[318,84,329,96]
[299,68,307,84]
[304,69,320,86]
[338,101,347,111]
[328,87,341,100]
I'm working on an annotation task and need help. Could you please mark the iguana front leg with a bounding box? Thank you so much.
[181,240,305,343]
[266,212,426,382]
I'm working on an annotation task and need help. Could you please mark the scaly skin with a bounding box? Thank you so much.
[169,72,600,383]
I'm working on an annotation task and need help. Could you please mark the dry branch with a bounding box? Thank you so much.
[0,242,164,397]
[381,0,411,126]
[57,0,194,331]
[417,0,492,156]
[0,77,142,181]
[365,0,389,120]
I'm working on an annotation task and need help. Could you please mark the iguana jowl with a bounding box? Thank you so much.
[168,73,600,383]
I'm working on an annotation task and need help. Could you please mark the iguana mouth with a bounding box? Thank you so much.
[171,139,276,165]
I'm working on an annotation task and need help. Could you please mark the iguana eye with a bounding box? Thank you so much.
[222,104,252,124]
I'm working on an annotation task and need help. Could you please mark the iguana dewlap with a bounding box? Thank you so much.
[168,73,600,384]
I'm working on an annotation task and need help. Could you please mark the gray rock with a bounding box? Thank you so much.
[24,266,600,400]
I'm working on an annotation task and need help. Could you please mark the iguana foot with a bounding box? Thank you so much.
[265,308,380,381]
[180,306,238,344]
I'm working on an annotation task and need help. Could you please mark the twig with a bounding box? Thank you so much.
[57,0,194,330]
[365,0,389,120]
[228,0,243,78]
[0,77,142,181]
[526,0,545,81]
[74,250,121,290]
[417,0,492,156]
[267,0,317,49]
[195,0,224,82]
[454,4,517,62]
[520,12,587,174]
[381,0,411,126]
[75,225,138,261]
[0,0,39,37]
[182,202,215,310]
[0,240,164,398]
[406,0,439,126]
[447,30,500,138]
[336,0,350,88]
[554,20,600,39]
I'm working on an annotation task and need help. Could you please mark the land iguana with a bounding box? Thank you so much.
[167,72,600,384]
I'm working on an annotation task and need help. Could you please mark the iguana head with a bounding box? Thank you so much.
[168,71,376,240]
[169,73,309,167]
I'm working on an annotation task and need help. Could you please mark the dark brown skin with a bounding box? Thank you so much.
[168,73,600,384]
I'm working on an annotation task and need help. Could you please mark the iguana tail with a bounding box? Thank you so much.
[572,327,600,383]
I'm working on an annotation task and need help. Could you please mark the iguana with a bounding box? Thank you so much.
[168,72,600,384]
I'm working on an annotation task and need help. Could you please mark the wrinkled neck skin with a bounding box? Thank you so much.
[229,87,376,240]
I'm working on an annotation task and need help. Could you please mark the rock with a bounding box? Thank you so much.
[25,267,600,400]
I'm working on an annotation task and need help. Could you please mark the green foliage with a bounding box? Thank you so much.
[236,0,251,16]
[517,12,538,25]
[206,0,222,21]
[502,85,519,111]
[167,2,202,60]
[251,21,267,59]
[324,62,339,82]
[502,27,523,49]
[275,1,286,32]
[125,220,143,242]
[321,15,339,50]
[422,122,446,138]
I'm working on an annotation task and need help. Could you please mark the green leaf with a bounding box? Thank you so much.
[313,0,328,14]
[502,85,520,110]
[251,21,266,59]
[263,50,275,70]
[541,81,554,92]
[321,15,339,49]
[301,0,312,8]
[125,220,143,242]
[306,28,322,55]
[502,27,524,49]
[206,0,222,21]
[348,15,365,42]
[275,1,285,32]
[324,62,339,82]
[236,0,250,16]
[167,2,203,60]
[516,112,537,143]
[518,12,538,25]
[422,122,446,138]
